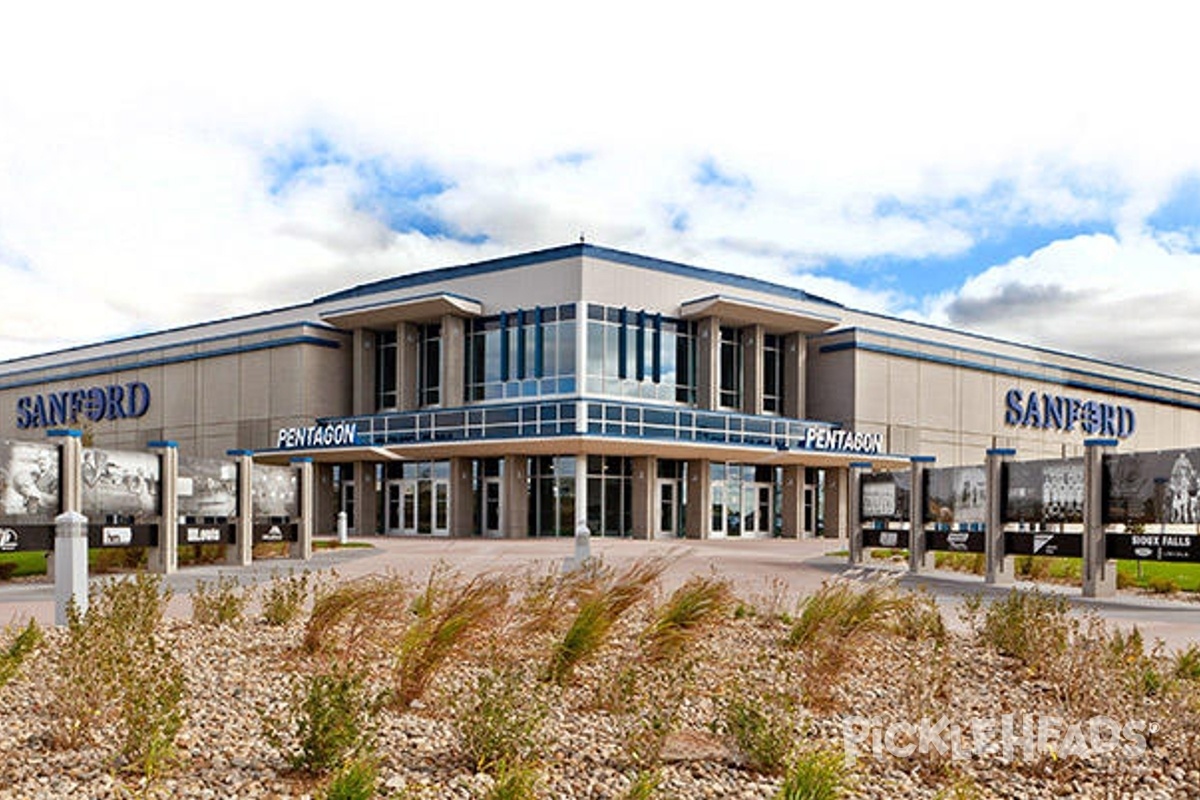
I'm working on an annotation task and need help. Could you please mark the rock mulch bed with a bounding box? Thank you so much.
[2,568,1199,799]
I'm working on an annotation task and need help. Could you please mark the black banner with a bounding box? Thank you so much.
[1005,531,1082,558]
[1106,532,1200,562]
[253,521,298,544]
[0,523,55,552]
[862,527,910,549]
[1104,448,1200,527]
[1003,459,1084,525]
[860,472,910,523]
[925,528,986,553]
[925,466,987,526]
[87,523,159,548]
[177,522,236,546]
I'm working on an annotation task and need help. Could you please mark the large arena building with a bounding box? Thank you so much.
[3,243,1199,540]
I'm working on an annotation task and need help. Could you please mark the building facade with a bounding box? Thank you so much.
[3,243,1199,540]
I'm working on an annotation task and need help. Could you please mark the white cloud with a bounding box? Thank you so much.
[1,0,1200,377]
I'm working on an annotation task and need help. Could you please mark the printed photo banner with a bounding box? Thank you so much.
[924,466,986,526]
[1104,448,1200,527]
[859,471,910,523]
[1003,458,1084,525]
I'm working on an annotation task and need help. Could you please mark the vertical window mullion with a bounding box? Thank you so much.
[617,307,628,380]
[635,310,646,382]
[516,309,527,380]
[652,313,662,383]
[499,312,510,382]
[534,306,544,379]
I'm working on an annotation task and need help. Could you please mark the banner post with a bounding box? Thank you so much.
[985,448,1016,585]
[1083,438,1118,598]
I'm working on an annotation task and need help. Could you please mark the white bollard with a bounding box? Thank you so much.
[337,511,348,545]
[574,520,591,568]
[54,511,89,626]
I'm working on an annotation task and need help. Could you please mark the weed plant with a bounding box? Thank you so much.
[719,689,799,775]
[545,557,668,685]
[1174,645,1200,681]
[273,670,375,775]
[0,619,42,687]
[262,569,312,626]
[484,759,540,800]
[774,748,848,800]
[191,574,250,627]
[50,574,186,778]
[323,756,379,800]
[640,575,733,662]
[621,769,661,800]
[303,572,410,661]
[454,666,548,774]
[786,577,901,649]
[392,569,510,708]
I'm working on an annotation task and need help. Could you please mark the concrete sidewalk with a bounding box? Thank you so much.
[4,536,1200,649]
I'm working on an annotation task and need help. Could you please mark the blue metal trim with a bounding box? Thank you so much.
[499,312,510,382]
[818,339,1200,413]
[1084,438,1120,447]
[516,309,527,380]
[618,307,628,380]
[147,440,178,448]
[850,461,873,469]
[534,306,544,379]
[0,323,347,384]
[0,336,342,393]
[911,455,936,463]
[636,310,646,382]
[816,325,1200,396]
[290,456,314,463]
[986,448,1017,456]
[226,449,254,456]
[315,243,842,307]
[47,428,82,438]
[652,314,662,383]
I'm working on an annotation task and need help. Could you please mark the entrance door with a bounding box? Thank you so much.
[656,479,678,539]
[804,486,816,537]
[742,485,772,537]
[483,477,503,537]
[388,479,450,536]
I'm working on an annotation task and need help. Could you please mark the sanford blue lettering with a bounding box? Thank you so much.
[1042,394,1063,430]
[1021,393,1042,427]
[126,382,150,417]
[86,387,107,422]
[15,397,32,429]
[106,384,126,420]
[1004,389,1023,425]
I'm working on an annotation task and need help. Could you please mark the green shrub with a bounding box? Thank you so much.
[191,574,250,626]
[454,667,547,774]
[0,619,42,686]
[50,574,186,778]
[262,569,312,626]
[972,589,1070,673]
[720,692,796,775]
[282,671,375,775]
[484,759,540,800]
[323,756,379,800]
[786,578,899,649]
[1148,575,1180,594]
[774,748,848,800]
[1174,644,1200,681]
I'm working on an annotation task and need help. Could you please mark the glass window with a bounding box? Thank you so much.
[763,333,783,414]
[418,324,441,407]
[584,305,696,406]
[375,330,398,411]
[719,326,743,409]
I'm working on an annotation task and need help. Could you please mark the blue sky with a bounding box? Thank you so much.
[2,1,1200,378]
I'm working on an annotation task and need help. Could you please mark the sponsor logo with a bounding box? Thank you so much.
[17,382,151,430]
[947,532,970,551]
[263,525,284,542]
[0,528,17,552]
[102,527,133,546]
[1133,547,1154,558]
[880,531,899,547]
[185,527,222,544]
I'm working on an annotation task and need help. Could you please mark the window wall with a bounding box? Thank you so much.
[585,304,696,404]
[418,323,441,407]
[586,455,633,536]
[763,333,784,414]
[375,330,398,410]
[465,305,577,402]
[528,456,576,536]
[719,327,743,409]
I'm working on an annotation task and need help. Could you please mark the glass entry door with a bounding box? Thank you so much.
[340,481,356,534]
[656,479,679,539]
[482,477,503,537]
[387,478,450,536]
[742,485,773,537]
